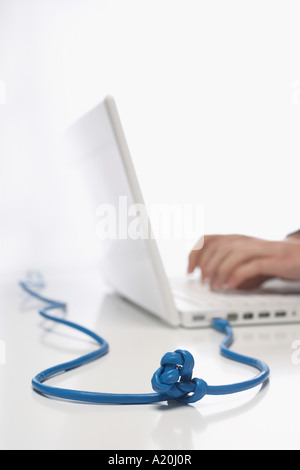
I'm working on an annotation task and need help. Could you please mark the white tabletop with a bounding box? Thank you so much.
[1,267,300,450]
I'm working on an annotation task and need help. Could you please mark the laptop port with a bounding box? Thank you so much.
[275,311,286,317]
[243,312,254,320]
[227,313,238,321]
[192,314,206,322]
[259,312,270,318]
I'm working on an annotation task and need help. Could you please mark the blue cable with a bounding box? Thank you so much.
[19,277,270,405]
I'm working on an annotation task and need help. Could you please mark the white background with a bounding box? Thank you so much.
[1,0,300,277]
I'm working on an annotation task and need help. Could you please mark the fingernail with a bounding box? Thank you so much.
[211,279,221,290]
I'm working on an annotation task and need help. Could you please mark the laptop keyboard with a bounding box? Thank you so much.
[171,277,299,310]
[170,277,300,324]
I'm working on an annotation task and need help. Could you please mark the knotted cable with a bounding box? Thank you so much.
[151,350,207,403]
[19,277,270,405]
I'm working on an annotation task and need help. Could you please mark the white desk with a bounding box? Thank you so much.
[1,268,300,450]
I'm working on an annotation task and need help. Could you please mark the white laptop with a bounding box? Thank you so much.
[63,96,300,327]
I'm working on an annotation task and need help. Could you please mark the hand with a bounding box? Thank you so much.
[188,234,300,290]
[286,230,300,241]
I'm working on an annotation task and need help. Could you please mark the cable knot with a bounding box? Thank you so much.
[151,349,207,403]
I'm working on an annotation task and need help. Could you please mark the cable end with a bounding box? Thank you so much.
[212,317,231,333]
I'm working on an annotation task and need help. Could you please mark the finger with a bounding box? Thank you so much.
[209,241,267,289]
[188,247,202,273]
[201,242,234,282]
[188,235,221,273]
[226,258,275,289]
[199,235,250,280]
[237,275,272,290]
[188,234,248,273]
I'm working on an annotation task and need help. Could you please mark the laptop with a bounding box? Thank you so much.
[62,95,300,327]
